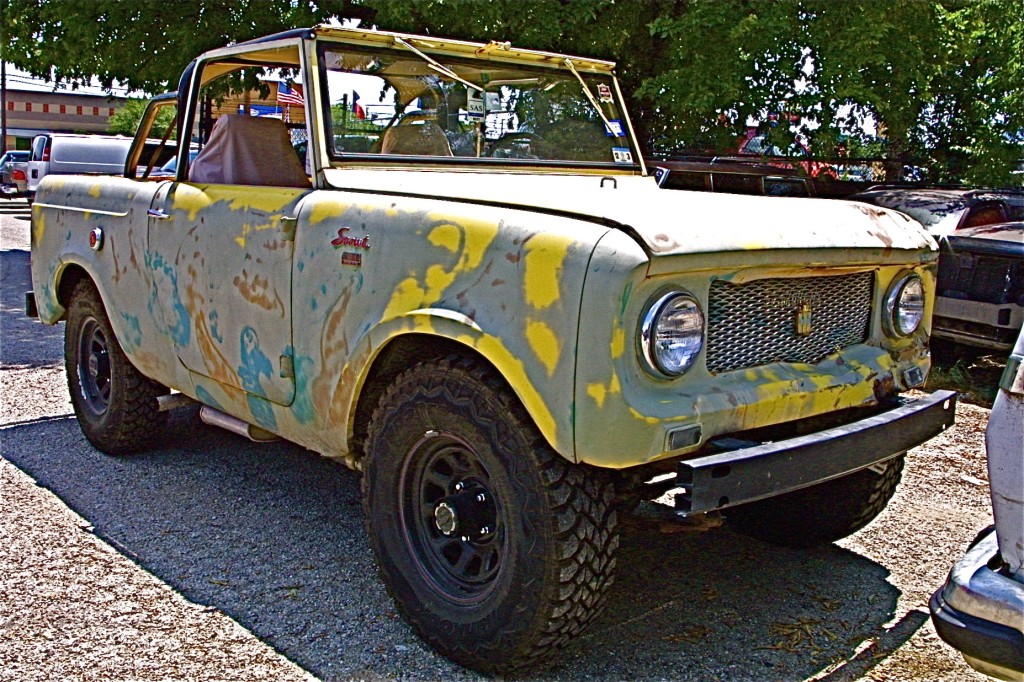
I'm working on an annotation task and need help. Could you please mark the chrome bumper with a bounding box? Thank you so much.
[930,529,1024,681]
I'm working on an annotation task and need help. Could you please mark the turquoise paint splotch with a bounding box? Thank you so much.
[119,313,143,352]
[291,353,317,425]
[195,385,225,411]
[147,252,191,346]
[237,326,277,429]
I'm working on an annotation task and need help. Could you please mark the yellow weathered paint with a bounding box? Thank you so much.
[525,318,561,376]
[610,327,626,359]
[88,184,102,198]
[172,186,215,221]
[446,218,498,272]
[382,277,429,321]
[309,200,347,225]
[466,332,559,448]
[424,264,458,304]
[629,407,661,425]
[427,223,462,253]
[227,187,304,214]
[587,382,607,408]
[32,211,46,246]
[524,233,572,310]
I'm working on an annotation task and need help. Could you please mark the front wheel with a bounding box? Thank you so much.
[362,356,618,673]
[65,279,168,454]
[726,455,905,547]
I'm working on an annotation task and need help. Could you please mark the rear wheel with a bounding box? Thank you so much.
[362,356,618,673]
[65,280,168,454]
[727,455,905,547]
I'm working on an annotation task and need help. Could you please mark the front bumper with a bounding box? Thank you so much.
[930,529,1024,681]
[676,390,957,514]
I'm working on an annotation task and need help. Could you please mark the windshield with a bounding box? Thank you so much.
[318,43,637,167]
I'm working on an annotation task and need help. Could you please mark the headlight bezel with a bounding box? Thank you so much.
[883,272,925,338]
[639,290,706,378]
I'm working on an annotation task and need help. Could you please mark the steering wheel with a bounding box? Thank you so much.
[485,132,544,159]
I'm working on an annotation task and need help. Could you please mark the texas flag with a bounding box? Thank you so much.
[277,81,304,107]
[352,91,366,120]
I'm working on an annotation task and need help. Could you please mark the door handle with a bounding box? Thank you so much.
[147,208,172,219]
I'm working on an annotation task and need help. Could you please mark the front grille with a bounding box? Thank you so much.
[937,252,1021,305]
[706,272,873,373]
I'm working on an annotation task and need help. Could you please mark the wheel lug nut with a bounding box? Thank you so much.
[476,493,486,502]
[455,482,464,491]
[480,526,490,534]
[460,535,470,542]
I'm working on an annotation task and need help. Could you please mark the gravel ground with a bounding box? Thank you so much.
[0,197,995,680]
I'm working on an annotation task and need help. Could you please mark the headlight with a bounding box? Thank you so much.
[884,273,925,337]
[640,291,705,377]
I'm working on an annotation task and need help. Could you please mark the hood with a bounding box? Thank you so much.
[947,221,1024,258]
[324,168,934,258]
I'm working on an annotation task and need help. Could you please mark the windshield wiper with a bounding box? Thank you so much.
[563,58,616,135]
[393,37,483,93]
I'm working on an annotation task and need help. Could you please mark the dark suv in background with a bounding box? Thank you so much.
[851,187,1024,352]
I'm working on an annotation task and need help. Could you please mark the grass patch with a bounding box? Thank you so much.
[926,342,1005,408]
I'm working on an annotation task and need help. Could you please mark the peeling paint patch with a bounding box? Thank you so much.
[524,233,572,310]
[629,407,660,425]
[610,327,626,358]
[428,223,462,253]
[525,318,561,376]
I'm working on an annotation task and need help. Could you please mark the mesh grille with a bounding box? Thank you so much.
[706,272,873,373]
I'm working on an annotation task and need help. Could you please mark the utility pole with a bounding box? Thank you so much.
[2,60,7,154]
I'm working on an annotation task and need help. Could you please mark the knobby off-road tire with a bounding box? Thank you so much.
[65,279,168,455]
[362,356,619,674]
[726,454,905,548]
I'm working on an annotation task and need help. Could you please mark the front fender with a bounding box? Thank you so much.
[333,309,567,462]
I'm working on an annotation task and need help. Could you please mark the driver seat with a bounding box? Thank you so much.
[381,120,453,156]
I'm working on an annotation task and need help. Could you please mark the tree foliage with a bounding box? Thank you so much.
[4,0,1021,184]
[365,0,1023,184]
[107,98,174,136]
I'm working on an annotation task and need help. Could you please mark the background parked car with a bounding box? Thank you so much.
[930,326,1024,681]
[851,187,1024,353]
[26,133,133,197]
[0,150,30,197]
[850,187,1024,238]
[651,157,813,197]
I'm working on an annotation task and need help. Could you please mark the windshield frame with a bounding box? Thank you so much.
[314,37,643,172]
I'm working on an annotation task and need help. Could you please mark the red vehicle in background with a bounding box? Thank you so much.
[737,128,839,179]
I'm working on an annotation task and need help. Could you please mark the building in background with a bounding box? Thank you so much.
[2,65,131,151]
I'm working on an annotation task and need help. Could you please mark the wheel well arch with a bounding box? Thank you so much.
[56,264,92,318]
[349,333,512,459]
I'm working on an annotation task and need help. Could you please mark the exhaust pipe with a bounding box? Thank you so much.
[199,406,279,442]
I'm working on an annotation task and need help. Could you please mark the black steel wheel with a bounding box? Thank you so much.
[399,432,505,605]
[727,454,905,547]
[65,279,168,454]
[363,356,618,673]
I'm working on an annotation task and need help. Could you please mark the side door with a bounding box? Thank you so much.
[148,180,308,407]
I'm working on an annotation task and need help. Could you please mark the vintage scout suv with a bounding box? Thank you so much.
[28,26,956,673]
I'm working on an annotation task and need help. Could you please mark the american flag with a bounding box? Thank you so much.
[277,81,305,107]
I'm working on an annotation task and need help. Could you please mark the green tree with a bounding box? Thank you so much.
[108,98,174,136]
[5,0,1022,183]
[3,0,370,93]
[367,0,1023,184]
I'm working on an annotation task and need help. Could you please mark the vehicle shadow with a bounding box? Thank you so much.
[1,248,65,368]
[2,414,911,681]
